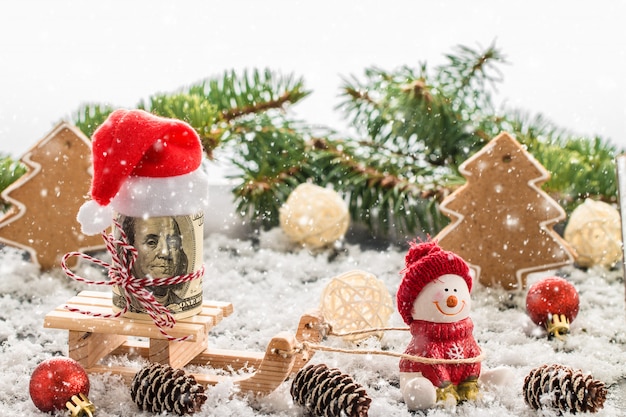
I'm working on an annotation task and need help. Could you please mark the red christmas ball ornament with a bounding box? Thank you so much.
[526,276,580,339]
[29,357,94,415]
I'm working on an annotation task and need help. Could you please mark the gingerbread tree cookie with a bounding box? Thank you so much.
[435,132,574,290]
[0,122,104,270]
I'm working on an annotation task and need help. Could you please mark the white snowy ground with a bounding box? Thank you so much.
[1,226,626,416]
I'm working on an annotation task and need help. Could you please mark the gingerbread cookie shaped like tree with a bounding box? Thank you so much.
[435,132,574,290]
[0,122,105,270]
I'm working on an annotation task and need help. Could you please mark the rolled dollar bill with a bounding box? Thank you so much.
[112,212,204,320]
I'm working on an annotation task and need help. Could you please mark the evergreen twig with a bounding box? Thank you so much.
[0,155,26,210]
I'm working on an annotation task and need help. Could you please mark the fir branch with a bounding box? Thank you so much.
[309,137,457,235]
[310,137,454,200]
[221,89,305,122]
[199,69,310,119]
[0,155,26,210]
[400,79,433,102]
[338,43,507,170]
[226,116,314,228]
[343,85,375,104]
[440,42,507,94]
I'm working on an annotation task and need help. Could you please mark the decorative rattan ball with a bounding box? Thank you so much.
[320,270,394,342]
[279,183,350,249]
[564,199,622,268]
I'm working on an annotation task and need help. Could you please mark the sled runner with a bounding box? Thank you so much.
[44,291,324,396]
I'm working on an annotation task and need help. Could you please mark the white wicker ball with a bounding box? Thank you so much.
[319,270,394,342]
[564,199,622,268]
[279,183,350,249]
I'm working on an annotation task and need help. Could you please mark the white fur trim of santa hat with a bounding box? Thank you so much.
[78,169,209,235]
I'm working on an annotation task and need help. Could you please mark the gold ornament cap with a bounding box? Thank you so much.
[66,393,95,417]
[546,313,570,340]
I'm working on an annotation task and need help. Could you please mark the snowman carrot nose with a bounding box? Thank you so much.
[446,295,458,308]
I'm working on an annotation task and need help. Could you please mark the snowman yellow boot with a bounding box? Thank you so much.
[456,377,480,402]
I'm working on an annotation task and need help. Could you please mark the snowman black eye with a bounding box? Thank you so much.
[454,289,458,292]
[444,288,449,292]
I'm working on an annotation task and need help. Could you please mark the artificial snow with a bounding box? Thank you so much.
[1,227,626,416]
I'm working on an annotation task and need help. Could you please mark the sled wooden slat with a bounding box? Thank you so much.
[192,347,265,370]
[112,340,266,371]
[44,309,207,340]
[87,364,231,387]
[231,333,297,395]
[62,290,234,316]
[44,290,233,369]
[45,305,221,341]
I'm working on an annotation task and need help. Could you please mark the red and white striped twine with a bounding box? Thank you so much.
[61,220,204,342]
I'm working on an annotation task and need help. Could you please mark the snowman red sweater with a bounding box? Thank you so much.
[399,317,481,387]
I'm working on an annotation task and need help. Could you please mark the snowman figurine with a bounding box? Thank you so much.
[397,240,508,410]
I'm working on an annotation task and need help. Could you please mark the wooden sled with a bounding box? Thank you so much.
[44,291,325,396]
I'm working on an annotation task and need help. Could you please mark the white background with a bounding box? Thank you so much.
[1,0,624,158]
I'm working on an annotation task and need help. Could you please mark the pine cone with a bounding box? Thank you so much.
[291,363,371,417]
[130,362,207,415]
[523,364,607,414]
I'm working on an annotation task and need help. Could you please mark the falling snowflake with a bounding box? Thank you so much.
[447,343,465,360]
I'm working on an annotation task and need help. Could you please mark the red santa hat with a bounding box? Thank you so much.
[396,240,472,325]
[77,109,209,235]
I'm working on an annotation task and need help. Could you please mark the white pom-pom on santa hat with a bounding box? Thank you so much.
[77,200,115,236]
[78,109,209,235]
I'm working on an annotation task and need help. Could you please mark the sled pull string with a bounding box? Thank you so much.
[276,341,483,365]
[327,326,410,338]
[302,314,410,339]
[293,321,483,364]
[61,220,204,342]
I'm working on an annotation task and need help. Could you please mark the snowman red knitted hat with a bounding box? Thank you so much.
[77,109,209,235]
[396,240,472,324]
